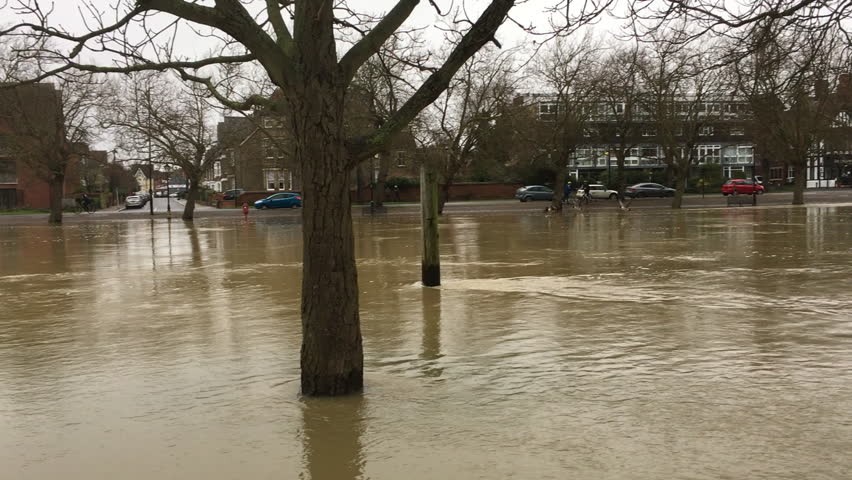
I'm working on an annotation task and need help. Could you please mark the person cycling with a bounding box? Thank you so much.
[581,181,592,203]
[76,193,94,213]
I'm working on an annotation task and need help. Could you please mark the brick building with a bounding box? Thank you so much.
[0,83,82,209]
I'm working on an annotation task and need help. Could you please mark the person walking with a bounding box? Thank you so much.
[563,182,572,204]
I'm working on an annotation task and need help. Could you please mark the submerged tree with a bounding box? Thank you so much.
[1,0,614,395]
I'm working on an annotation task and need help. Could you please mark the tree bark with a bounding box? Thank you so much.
[792,164,806,205]
[670,163,688,209]
[47,172,64,224]
[551,168,567,212]
[615,152,626,195]
[292,88,363,396]
[438,179,452,215]
[182,176,200,221]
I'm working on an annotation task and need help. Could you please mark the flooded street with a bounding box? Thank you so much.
[1,206,851,479]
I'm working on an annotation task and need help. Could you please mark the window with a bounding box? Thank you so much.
[641,147,658,158]
[699,125,714,136]
[396,151,405,168]
[769,167,784,181]
[263,116,283,128]
[0,158,16,184]
[213,161,221,178]
[614,103,625,114]
[641,127,656,137]
[263,138,283,159]
[730,126,745,136]
[696,145,721,164]
[265,169,278,190]
[539,102,558,120]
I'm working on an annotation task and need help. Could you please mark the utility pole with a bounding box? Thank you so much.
[420,158,440,287]
[165,164,171,215]
[147,84,154,216]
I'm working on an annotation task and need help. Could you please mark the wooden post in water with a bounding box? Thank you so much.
[420,160,441,287]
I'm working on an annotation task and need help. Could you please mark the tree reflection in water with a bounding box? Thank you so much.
[301,394,366,480]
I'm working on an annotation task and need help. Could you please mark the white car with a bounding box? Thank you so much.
[125,195,144,208]
[576,184,619,200]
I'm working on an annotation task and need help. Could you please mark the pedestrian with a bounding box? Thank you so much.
[563,182,572,203]
[242,202,249,220]
[393,184,401,201]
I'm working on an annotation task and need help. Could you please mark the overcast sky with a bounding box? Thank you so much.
[6,1,632,151]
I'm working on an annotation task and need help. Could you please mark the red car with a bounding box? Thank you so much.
[722,179,765,196]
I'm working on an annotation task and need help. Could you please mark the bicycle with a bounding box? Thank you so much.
[73,199,96,214]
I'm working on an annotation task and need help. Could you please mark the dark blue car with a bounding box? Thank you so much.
[254,192,302,209]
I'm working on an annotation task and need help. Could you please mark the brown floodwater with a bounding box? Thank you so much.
[1,206,851,479]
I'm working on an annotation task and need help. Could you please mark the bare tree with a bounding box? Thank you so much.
[102,74,221,220]
[637,38,727,209]
[595,44,645,195]
[430,47,518,213]
[731,20,848,204]
[352,37,421,207]
[1,0,612,396]
[0,70,102,223]
[627,0,851,50]
[531,36,601,211]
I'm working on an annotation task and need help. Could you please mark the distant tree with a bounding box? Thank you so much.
[637,35,727,209]
[101,74,221,220]
[0,69,102,223]
[595,45,645,196]
[430,47,518,213]
[730,21,849,204]
[531,36,601,211]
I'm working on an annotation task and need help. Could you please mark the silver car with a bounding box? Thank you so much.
[125,195,144,208]
[515,185,554,202]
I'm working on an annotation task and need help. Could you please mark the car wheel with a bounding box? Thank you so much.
[609,193,617,200]
[524,196,533,202]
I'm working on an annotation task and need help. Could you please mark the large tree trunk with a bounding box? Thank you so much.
[551,168,567,212]
[671,163,689,209]
[47,172,64,224]
[615,152,626,196]
[291,89,363,396]
[373,151,390,207]
[792,164,806,205]
[182,176,200,221]
[437,171,454,215]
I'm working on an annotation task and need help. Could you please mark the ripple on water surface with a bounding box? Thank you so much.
[1,208,851,479]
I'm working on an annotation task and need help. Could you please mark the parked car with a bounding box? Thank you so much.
[125,195,144,209]
[576,184,619,200]
[515,185,554,202]
[254,192,302,209]
[625,183,676,198]
[222,189,244,200]
[722,179,765,195]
